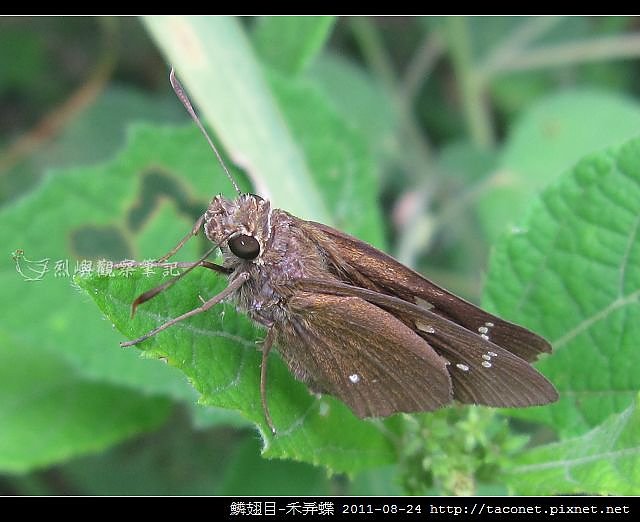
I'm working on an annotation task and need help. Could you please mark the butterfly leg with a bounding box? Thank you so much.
[260,326,277,435]
[120,272,249,347]
[129,246,231,317]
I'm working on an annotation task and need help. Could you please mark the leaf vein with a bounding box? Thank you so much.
[552,290,640,349]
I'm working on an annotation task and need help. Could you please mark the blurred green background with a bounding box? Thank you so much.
[1,16,640,496]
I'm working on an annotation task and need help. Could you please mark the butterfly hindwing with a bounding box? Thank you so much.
[275,292,453,418]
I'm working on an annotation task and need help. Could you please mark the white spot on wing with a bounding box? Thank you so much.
[349,374,360,384]
[482,361,492,368]
[478,322,495,341]
[456,363,470,372]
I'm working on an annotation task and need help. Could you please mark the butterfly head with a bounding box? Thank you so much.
[204,193,272,266]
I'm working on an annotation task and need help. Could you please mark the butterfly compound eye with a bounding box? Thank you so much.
[228,234,261,260]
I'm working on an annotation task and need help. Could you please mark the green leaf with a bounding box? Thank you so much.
[44,87,184,172]
[141,16,332,223]
[0,338,170,473]
[484,136,640,436]
[2,86,183,205]
[480,90,640,241]
[77,265,397,474]
[350,466,404,496]
[0,125,222,403]
[505,395,640,495]
[0,127,220,472]
[252,16,336,75]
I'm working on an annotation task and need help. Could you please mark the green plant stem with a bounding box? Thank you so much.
[401,31,445,102]
[445,17,495,150]
[350,17,433,168]
[480,16,566,77]
[350,17,397,94]
[484,32,640,75]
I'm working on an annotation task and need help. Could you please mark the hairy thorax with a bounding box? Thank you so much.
[204,194,330,327]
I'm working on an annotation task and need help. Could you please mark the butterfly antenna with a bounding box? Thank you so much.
[169,68,241,195]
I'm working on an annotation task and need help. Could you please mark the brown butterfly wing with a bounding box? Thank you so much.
[290,279,558,408]
[275,292,453,418]
[300,220,551,363]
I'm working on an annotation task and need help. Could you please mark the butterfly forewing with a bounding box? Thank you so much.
[277,292,453,418]
[302,220,551,363]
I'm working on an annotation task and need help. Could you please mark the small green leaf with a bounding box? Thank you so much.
[252,16,336,75]
[505,394,640,495]
[484,136,640,436]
